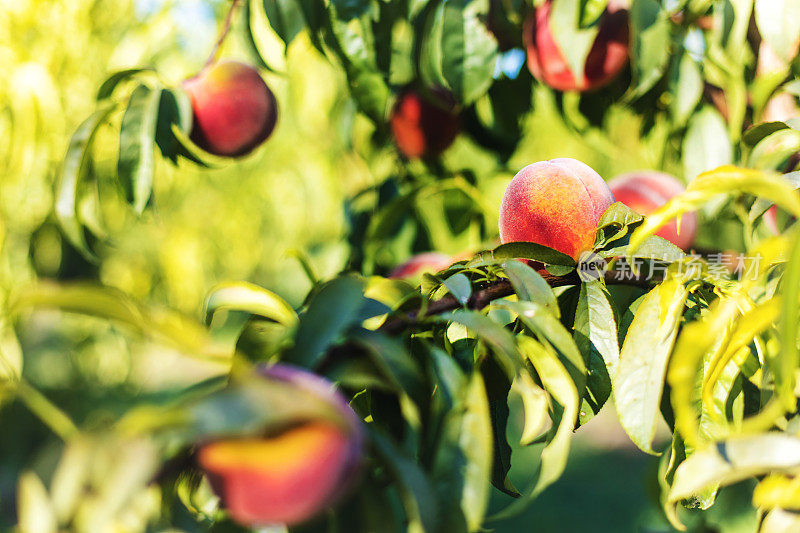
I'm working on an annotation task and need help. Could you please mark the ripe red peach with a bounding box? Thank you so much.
[389,252,453,279]
[183,61,277,157]
[498,158,615,260]
[524,1,629,92]
[198,364,362,527]
[390,90,460,159]
[607,171,697,249]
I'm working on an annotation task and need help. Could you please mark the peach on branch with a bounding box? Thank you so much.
[608,171,697,249]
[498,158,615,260]
[183,60,277,157]
[390,90,460,159]
[197,364,362,527]
[389,252,453,279]
[524,0,629,92]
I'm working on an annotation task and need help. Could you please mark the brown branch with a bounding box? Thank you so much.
[204,0,242,69]
[378,268,654,336]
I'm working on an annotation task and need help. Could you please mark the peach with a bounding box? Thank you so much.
[524,1,629,92]
[390,90,459,159]
[389,252,453,279]
[198,364,362,527]
[607,171,697,249]
[183,61,277,157]
[498,159,615,259]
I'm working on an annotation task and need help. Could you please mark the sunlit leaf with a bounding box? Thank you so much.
[615,279,688,454]
[118,84,161,213]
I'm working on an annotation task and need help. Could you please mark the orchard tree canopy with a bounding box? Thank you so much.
[4,0,800,531]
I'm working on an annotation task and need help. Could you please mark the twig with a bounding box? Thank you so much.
[204,0,242,69]
[378,268,654,335]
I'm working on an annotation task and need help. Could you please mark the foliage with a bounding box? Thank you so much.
[4,0,800,532]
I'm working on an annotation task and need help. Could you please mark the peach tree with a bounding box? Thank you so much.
[5,0,800,531]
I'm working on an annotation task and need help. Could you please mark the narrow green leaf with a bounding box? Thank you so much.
[96,68,153,101]
[754,0,800,61]
[573,281,619,421]
[629,0,671,98]
[371,430,440,533]
[682,106,733,182]
[615,279,688,454]
[55,104,116,258]
[493,336,579,519]
[490,242,576,267]
[118,84,162,213]
[502,261,559,318]
[431,371,493,532]
[442,273,472,305]
[203,281,297,328]
[420,0,498,104]
[283,276,366,368]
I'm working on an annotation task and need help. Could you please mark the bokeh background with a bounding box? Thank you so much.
[0,1,757,530]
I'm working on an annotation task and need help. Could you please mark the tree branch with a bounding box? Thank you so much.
[378,267,654,335]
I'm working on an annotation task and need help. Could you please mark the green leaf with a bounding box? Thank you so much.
[743,121,790,147]
[12,283,225,361]
[326,0,392,121]
[502,261,559,318]
[18,471,57,533]
[431,371,493,532]
[748,128,800,170]
[442,273,472,305]
[96,68,153,101]
[669,52,703,126]
[55,103,116,259]
[778,236,800,412]
[203,281,298,328]
[118,84,161,213]
[263,0,308,46]
[420,0,498,105]
[629,0,671,98]
[513,370,550,445]
[754,0,800,61]
[682,106,733,182]
[492,300,586,383]
[668,433,800,511]
[548,0,600,82]
[614,279,688,454]
[480,355,519,497]
[446,309,522,376]
[371,429,440,533]
[350,329,427,410]
[573,281,618,421]
[487,242,577,267]
[283,276,366,368]
[493,336,579,519]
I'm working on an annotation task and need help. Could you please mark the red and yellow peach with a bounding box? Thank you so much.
[498,158,615,259]
[524,0,629,92]
[607,171,697,249]
[390,90,460,159]
[197,364,362,527]
[183,61,277,157]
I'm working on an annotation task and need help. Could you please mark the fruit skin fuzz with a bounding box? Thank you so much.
[183,60,277,157]
[499,158,615,260]
[197,364,364,527]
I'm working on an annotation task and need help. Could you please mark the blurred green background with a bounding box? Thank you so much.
[0,1,757,530]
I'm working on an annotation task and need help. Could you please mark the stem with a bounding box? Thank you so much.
[16,380,78,441]
[204,0,242,69]
[379,268,654,335]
